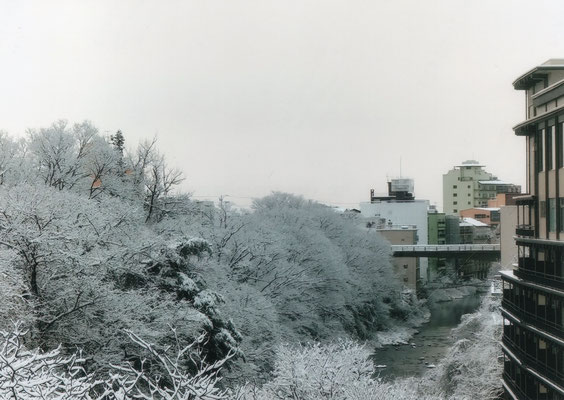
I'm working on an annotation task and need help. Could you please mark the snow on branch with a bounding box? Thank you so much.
[101,329,233,400]
[0,322,96,399]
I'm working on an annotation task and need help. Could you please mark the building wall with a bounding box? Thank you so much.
[428,212,446,244]
[427,212,446,282]
[500,205,518,270]
[459,208,500,227]
[502,60,564,400]
[360,200,429,281]
[443,163,520,216]
[443,164,493,215]
[445,215,461,244]
[488,193,519,207]
[377,228,418,290]
[359,200,429,245]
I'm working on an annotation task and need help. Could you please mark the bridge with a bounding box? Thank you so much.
[391,244,500,259]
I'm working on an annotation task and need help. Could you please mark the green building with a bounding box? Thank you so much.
[427,208,446,280]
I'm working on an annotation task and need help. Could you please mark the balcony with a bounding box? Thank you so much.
[502,335,564,388]
[515,257,564,290]
[501,299,564,339]
[516,224,535,237]
[503,371,536,400]
[514,268,564,290]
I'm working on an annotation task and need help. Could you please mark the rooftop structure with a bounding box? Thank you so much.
[361,178,429,284]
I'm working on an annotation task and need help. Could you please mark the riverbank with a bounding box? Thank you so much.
[373,280,489,348]
[427,285,478,303]
[372,292,484,379]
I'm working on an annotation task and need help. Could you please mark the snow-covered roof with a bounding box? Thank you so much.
[455,160,485,168]
[478,180,513,185]
[461,217,489,227]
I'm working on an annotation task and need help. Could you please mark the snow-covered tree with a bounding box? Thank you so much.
[27,120,99,190]
[125,137,184,223]
[236,340,440,400]
[418,295,503,399]
[101,329,233,400]
[0,323,95,399]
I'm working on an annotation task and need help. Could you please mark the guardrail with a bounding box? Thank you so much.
[391,244,500,253]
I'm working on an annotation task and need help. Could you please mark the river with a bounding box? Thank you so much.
[372,292,484,380]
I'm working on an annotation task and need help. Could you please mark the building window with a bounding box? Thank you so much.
[560,199,564,232]
[453,209,457,213]
[559,122,564,168]
[453,193,457,197]
[467,185,471,188]
[453,185,457,189]
[546,126,554,170]
[551,125,556,169]
[468,193,471,196]
[549,198,556,232]
[403,264,408,269]
[539,384,547,394]
[467,201,471,205]
[537,129,544,172]
[453,201,457,205]
[538,294,546,306]
[540,201,546,218]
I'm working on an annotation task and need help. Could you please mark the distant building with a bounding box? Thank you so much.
[445,214,462,244]
[360,178,429,281]
[443,160,521,215]
[428,207,447,280]
[488,193,521,208]
[427,212,494,281]
[428,208,446,244]
[501,59,564,400]
[460,217,491,244]
[376,224,419,290]
[455,217,492,279]
[459,207,501,227]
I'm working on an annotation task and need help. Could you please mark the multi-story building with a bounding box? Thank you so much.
[443,160,521,215]
[360,178,429,282]
[376,224,419,290]
[501,59,564,400]
[428,206,447,245]
[460,207,501,227]
[428,207,447,281]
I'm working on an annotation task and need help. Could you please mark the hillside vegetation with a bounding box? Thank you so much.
[0,121,425,396]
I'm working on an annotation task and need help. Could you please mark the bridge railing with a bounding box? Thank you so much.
[390,244,500,253]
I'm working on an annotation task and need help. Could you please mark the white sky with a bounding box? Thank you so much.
[1,0,563,210]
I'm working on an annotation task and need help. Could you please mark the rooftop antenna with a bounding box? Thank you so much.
[400,156,402,178]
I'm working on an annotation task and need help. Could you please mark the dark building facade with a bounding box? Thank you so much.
[501,60,564,399]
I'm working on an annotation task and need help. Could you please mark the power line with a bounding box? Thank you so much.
[188,194,362,206]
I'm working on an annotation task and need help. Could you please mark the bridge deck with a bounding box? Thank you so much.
[391,244,500,258]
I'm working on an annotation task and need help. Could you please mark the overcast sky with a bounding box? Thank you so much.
[1,0,563,210]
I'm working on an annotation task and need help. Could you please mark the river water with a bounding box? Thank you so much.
[372,293,484,380]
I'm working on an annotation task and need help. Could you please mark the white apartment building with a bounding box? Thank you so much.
[360,178,429,281]
[443,160,521,215]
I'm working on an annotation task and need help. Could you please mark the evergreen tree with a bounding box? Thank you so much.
[110,130,125,155]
